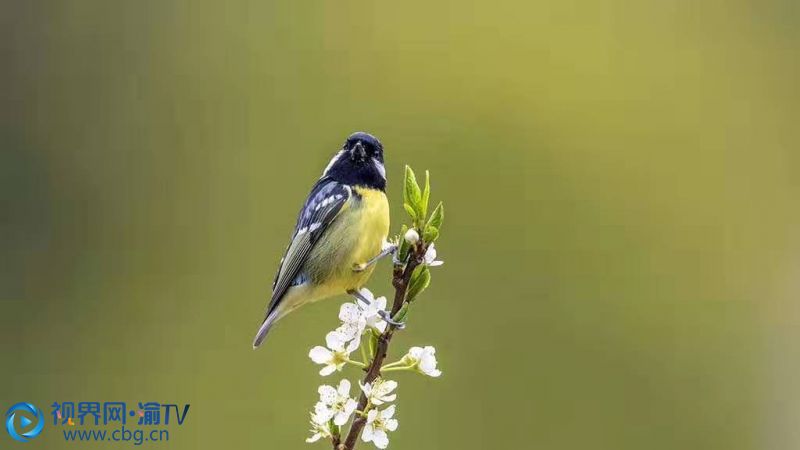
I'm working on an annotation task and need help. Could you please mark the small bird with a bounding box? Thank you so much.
[253,132,397,349]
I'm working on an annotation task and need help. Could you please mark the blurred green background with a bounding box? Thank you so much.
[2,1,799,449]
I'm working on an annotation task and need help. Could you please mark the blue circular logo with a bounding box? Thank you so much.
[5,403,44,443]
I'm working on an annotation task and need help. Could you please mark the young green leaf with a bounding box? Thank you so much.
[423,225,439,243]
[404,165,422,219]
[403,203,417,221]
[397,224,411,263]
[420,170,430,220]
[392,302,410,323]
[427,201,444,230]
[406,265,431,302]
[369,330,379,358]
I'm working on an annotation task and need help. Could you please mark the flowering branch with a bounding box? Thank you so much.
[338,242,425,450]
[305,166,444,450]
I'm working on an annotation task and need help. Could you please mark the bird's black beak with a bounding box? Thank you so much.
[350,141,366,160]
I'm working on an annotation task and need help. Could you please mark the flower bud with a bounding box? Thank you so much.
[404,228,420,244]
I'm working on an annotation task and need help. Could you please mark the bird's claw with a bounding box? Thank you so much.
[349,288,405,329]
[352,244,398,273]
[378,309,405,329]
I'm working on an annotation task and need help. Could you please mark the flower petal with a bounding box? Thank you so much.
[319,365,336,376]
[339,303,362,323]
[372,430,389,449]
[362,424,374,442]
[313,402,333,422]
[419,357,437,374]
[424,244,437,261]
[382,380,398,393]
[344,398,357,414]
[345,335,361,353]
[326,331,347,350]
[358,287,375,303]
[309,346,332,364]
[366,409,379,423]
[333,410,349,426]
[318,385,337,404]
[418,346,440,376]
[336,323,362,342]
[385,418,398,431]
[381,405,396,419]
[337,379,352,396]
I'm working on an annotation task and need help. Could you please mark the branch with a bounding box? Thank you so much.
[338,243,426,450]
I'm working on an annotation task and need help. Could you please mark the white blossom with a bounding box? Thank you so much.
[403,228,419,244]
[305,409,333,443]
[317,379,358,426]
[362,405,398,449]
[403,346,442,377]
[423,243,443,267]
[359,378,398,406]
[309,331,359,376]
[338,288,388,343]
[312,401,333,422]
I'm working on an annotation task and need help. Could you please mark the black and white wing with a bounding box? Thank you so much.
[266,177,351,315]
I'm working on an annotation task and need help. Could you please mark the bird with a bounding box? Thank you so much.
[252,132,397,349]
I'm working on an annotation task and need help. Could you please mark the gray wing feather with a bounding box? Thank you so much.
[266,179,351,315]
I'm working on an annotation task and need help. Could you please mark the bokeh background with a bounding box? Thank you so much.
[2,1,799,449]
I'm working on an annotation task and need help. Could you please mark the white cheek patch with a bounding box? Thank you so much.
[372,158,386,180]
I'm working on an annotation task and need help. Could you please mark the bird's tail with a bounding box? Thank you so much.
[252,309,281,349]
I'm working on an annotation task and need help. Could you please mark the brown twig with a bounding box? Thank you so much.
[335,243,426,450]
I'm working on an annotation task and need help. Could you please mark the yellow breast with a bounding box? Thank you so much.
[305,186,390,295]
[350,186,390,264]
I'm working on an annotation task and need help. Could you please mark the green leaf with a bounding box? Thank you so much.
[406,265,431,302]
[369,330,379,357]
[403,165,422,220]
[392,302,410,323]
[403,203,417,221]
[397,224,410,263]
[427,202,444,230]
[423,225,439,243]
[420,170,430,220]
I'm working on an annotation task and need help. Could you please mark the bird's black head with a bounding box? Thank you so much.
[322,132,386,191]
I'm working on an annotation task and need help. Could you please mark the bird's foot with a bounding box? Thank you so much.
[348,288,406,329]
[377,309,405,329]
[352,243,398,272]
